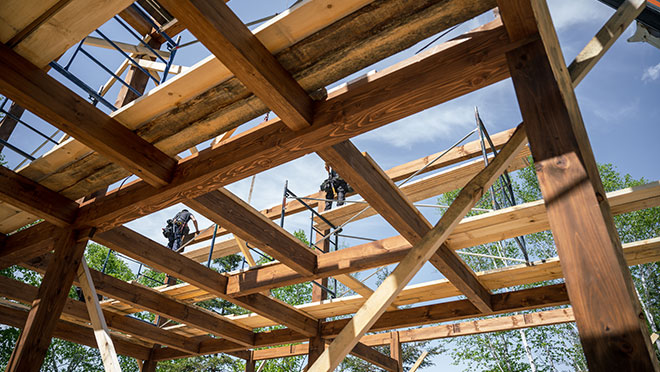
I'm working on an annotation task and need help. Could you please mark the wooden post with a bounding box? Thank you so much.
[390,331,403,372]
[305,324,325,371]
[76,259,122,372]
[497,0,659,370]
[245,351,256,372]
[6,228,89,372]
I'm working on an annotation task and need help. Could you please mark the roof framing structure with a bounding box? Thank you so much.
[0,0,658,371]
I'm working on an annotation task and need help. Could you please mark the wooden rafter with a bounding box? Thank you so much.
[348,341,400,372]
[94,226,319,337]
[498,0,658,369]
[75,20,515,231]
[185,189,318,276]
[158,0,314,131]
[318,140,494,312]
[0,166,78,227]
[6,228,89,372]
[306,125,528,371]
[0,44,176,187]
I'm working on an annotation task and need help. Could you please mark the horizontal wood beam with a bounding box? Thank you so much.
[75,20,516,231]
[318,140,494,312]
[0,43,176,187]
[0,165,78,227]
[349,341,400,372]
[94,226,318,337]
[159,0,314,131]
[0,222,57,269]
[252,307,575,360]
[0,300,152,360]
[185,189,318,276]
[83,36,171,59]
[307,123,528,371]
[0,274,199,354]
[153,283,569,360]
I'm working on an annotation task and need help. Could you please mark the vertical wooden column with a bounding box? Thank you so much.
[114,39,162,107]
[497,0,659,370]
[390,331,403,372]
[6,227,90,372]
[312,203,330,302]
[245,351,256,372]
[304,323,324,371]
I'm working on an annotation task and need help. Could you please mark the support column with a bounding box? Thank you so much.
[312,203,330,302]
[390,331,403,372]
[114,38,162,107]
[497,0,659,370]
[245,351,256,372]
[304,322,324,371]
[6,227,90,372]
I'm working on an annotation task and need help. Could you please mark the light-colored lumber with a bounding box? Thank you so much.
[0,43,177,187]
[159,0,313,131]
[137,59,188,75]
[390,331,402,372]
[568,0,646,87]
[408,351,428,372]
[76,20,514,231]
[318,139,494,312]
[350,341,399,372]
[235,237,257,267]
[76,259,122,372]
[83,36,170,59]
[499,0,658,369]
[306,123,527,372]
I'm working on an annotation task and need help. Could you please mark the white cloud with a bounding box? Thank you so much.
[547,0,611,31]
[642,62,660,81]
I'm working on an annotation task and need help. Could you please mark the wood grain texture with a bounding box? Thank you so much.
[6,228,87,372]
[0,301,152,360]
[76,21,514,231]
[0,222,56,269]
[95,226,318,337]
[0,44,176,187]
[318,140,492,312]
[306,124,527,372]
[389,332,402,372]
[0,165,77,227]
[350,341,399,371]
[159,0,313,131]
[186,189,317,276]
[499,0,659,370]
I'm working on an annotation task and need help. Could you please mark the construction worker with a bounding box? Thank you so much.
[320,163,351,210]
[163,209,200,252]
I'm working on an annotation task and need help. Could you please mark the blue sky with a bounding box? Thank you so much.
[2,0,660,370]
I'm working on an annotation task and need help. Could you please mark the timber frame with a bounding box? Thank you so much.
[0,0,658,371]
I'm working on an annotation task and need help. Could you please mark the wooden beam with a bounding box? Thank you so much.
[497,0,659,370]
[0,101,25,152]
[253,307,576,360]
[94,226,319,337]
[306,124,528,371]
[0,43,176,187]
[6,228,89,372]
[0,166,78,227]
[75,20,515,232]
[389,332,402,372]
[137,59,187,75]
[350,341,399,372]
[235,237,257,267]
[568,0,646,87]
[407,351,427,372]
[318,140,494,312]
[0,222,57,269]
[159,0,314,131]
[305,325,324,371]
[0,300,152,360]
[75,259,122,372]
[154,283,570,360]
[185,189,318,276]
[83,36,170,59]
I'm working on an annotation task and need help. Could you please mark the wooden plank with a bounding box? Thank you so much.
[76,20,515,231]
[350,341,399,372]
[6,228,88,372]
[154,284,570,360]
[568,0,646,87]
[0,300,152,360]
[0,165,78,227]
[253,307,576,360]
[318,140,494,312]
[0,44,176,187]
[94,226,319,337]
[235,237,257,267]
[185,189,318,276]
[224,181,659,297]
[0,222,57,269]
[498,0,659,370]
[306,124,528,371]
[407,351,427,372]
[83,36,170,59]
[137,59,188,75]
[159,0,313,131]
[76,259,122,371]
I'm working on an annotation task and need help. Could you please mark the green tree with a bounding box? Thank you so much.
[439,162,660,371]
